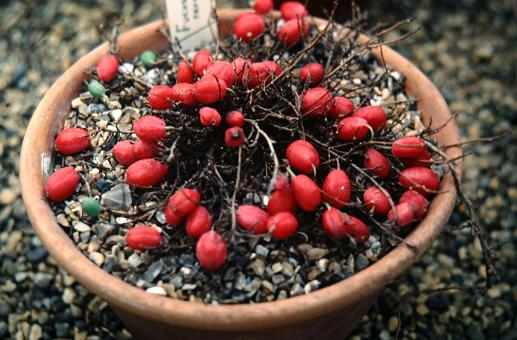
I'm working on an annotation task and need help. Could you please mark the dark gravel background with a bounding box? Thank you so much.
[0,0,515,339]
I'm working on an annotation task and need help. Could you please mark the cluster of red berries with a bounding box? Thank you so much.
[44,0,442,273]
[235,1,309,46]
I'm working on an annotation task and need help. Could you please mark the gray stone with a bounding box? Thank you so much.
[255,244,269,258]
[144,260,163,283]
[356,254,369,270]
[33,273,53,288]
[306,248,329,261]
[101,184,132,211]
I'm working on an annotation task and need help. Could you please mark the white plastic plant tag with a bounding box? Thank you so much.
[166,0,218,51]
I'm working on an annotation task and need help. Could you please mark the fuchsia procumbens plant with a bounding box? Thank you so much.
[46,0,456,286]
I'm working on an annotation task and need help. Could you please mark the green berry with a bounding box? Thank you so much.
[88,80,106,99]
[82,197,101,217]
[140,50,157,68]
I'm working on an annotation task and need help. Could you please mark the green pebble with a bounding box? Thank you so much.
[140,50,157,68]
[88,80,106,99]
[82,197,101,217]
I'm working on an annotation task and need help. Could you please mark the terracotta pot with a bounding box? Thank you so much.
[20,9,461,340]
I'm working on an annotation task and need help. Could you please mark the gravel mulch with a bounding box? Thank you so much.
[0,0,515,339]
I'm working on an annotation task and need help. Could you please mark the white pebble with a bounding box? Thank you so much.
[120,63,134,74]
[146,286,167,296]
[71,97,85,109]
[110,109,123,122]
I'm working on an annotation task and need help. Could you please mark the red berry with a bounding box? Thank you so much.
[299,63,325,86]
[267,187,297,215]
[97,54,119,83]
[329,96,354,119]
[206,61,235,87]
[322,208,347,239]
[45,167,80,202]
[301,87,334,118]
[245,62,280,88]
[401,149,433,168]
[171,83,197,106]
[196,230,227,270]
[194,75,227,104]
[165,206,184,226]
[112,140,136,166]
[399,166,439,196]
[233,57,252,85]
[167,188,201,217]
[224,127,245,147]
[399,190,429,218]
[278,18,309,46]
[322,169,351,208]
[267,212,298,239]
[336,116,370,141]
[226,111,245,127]
[274,175,289,191]
[133,115,166,142]
[391,136,427,159]
[291,175,321,212]
[55,128,90,155]
[126,159,168,188]
[263,61,282,76]
[280,1,308,20]
[353,106,387,131]
[126,225,161,251]
[192,49,213,76]
[363,186,391,215]
[233,13,265,42]
[286,140,320,174]
[237,205,269,234]
[148,85,175,110]
[199,107,222,127]
[177,60,194,83]
[133,139,158,160]
[251,0,274,14]
[343,215,369,244]
[185,206,212,239]
[388,202,418,227]
[364,148,390,179]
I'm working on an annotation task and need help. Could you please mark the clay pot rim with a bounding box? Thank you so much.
[20,9,461,332]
